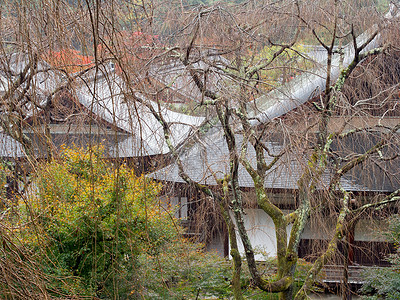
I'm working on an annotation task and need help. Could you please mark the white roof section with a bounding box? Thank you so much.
[75,69,205,156]
[0,133,25,158]
[148,54,232,103]
[0,53,60,101]
[248,5,399,125]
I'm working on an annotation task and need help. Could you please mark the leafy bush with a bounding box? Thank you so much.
[5,146,319,299]
[16,146,178,298]
[8,146,253,299]
[136,241,233,299]
[361,265,400,300]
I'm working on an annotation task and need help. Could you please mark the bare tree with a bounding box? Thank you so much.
[1,0,400,299]
[129,1,400,299]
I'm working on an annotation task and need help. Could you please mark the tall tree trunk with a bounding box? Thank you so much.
[342,223,355,300]
[220,202,244,300]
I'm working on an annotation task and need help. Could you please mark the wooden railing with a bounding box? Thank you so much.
[321,265,384,285]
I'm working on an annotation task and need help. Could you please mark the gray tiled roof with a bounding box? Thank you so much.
[0,133,25,158]
[0,53,61,111]
[1,56,206,158]
[148,54,233,103]
[149,129,369,192]
[75,70,205,156]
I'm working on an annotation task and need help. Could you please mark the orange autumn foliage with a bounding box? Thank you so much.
[44,49,94,73]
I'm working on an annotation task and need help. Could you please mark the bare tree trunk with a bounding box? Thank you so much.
[226,214,244,300]
[220,179,244,300]
[342,223,355,300]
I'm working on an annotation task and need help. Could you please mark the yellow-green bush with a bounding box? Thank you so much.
[17,146,177,298]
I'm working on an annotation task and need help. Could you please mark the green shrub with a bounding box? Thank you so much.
[135,240,238,299]
[16,146,177,298]
[8,146,250,299]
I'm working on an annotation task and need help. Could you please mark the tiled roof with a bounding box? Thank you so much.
[148,54,232,103]
[0,133,25,158]
[0,53,61,111]
[149,128,370,192]
[74,68,205,156]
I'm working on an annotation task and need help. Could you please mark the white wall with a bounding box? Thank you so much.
[230,209,388,261]
[231,209,292,260]
[301,220,335,240]
[354,219,388,242]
